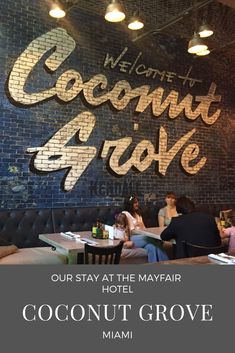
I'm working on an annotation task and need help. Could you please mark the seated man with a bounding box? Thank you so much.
[160,196,222,259]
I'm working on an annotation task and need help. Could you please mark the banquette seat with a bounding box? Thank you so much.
[0,203,234,264]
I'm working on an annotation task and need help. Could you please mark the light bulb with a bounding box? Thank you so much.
[196,49,211,56]
[128,17,144,30]
[49,4,66,19]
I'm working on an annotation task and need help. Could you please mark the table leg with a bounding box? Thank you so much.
[77,253,84,264]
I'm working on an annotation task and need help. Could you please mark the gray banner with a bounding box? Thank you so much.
[0,265,234,353]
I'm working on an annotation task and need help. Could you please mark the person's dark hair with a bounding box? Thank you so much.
[165,191,176,199]
[176,196,195,215]
[115,213,128,228]
[123,195,141,216]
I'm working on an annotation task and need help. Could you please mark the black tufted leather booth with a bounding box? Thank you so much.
[0,209,54,248]
[0,205,161,249]
[196,204,234,216]
[52,206,123,234]
[0,203,234,250]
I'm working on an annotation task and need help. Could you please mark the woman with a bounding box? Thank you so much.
[122,196,168,263]
[160,196,222,259]
[158,192,178,227]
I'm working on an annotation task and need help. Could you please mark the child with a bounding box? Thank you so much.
[113,213,134,249]
[221,210,235,254]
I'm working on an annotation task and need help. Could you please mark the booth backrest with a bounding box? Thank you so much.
[0,203,234,249]
[196,204,234,217]
[52,206,123,233]
[51,205,160,233]
[0,209,53,248]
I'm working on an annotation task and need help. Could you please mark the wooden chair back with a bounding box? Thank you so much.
[84,241,124,264]
[182,241,227,258]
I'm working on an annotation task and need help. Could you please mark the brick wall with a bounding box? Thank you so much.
[0,0,234,209]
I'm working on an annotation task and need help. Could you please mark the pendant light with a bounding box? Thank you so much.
[49,2,66,19]
[198,24,214,38]
[128,15,144,30]
[105,0,126,23]
[188,33,208,54]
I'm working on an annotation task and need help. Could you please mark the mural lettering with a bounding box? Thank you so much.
[7,28,221,191]
[89,180,140,197]
[8,28,221,125]
[27,112,97,191]
[27,111,206,190]
[101,127,206,176]
[104,48,203,87]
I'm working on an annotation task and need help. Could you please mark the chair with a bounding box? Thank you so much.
[84,241,124,264]
[182,241,228,258]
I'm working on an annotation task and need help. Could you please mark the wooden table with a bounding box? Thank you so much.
[132,227,175,244]
[39,231,119,264]
[39,227,173,264]
[132,227,166,240]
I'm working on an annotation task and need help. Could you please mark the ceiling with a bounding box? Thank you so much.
[64,0,235,55]
[218,0,235,9]
[53,0,235,93]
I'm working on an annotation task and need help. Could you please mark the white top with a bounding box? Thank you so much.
[113,226,126,240]
[158,206,179,226]
[122,211,144,231]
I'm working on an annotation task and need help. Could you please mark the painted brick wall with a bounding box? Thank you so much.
[0,0,234,209]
